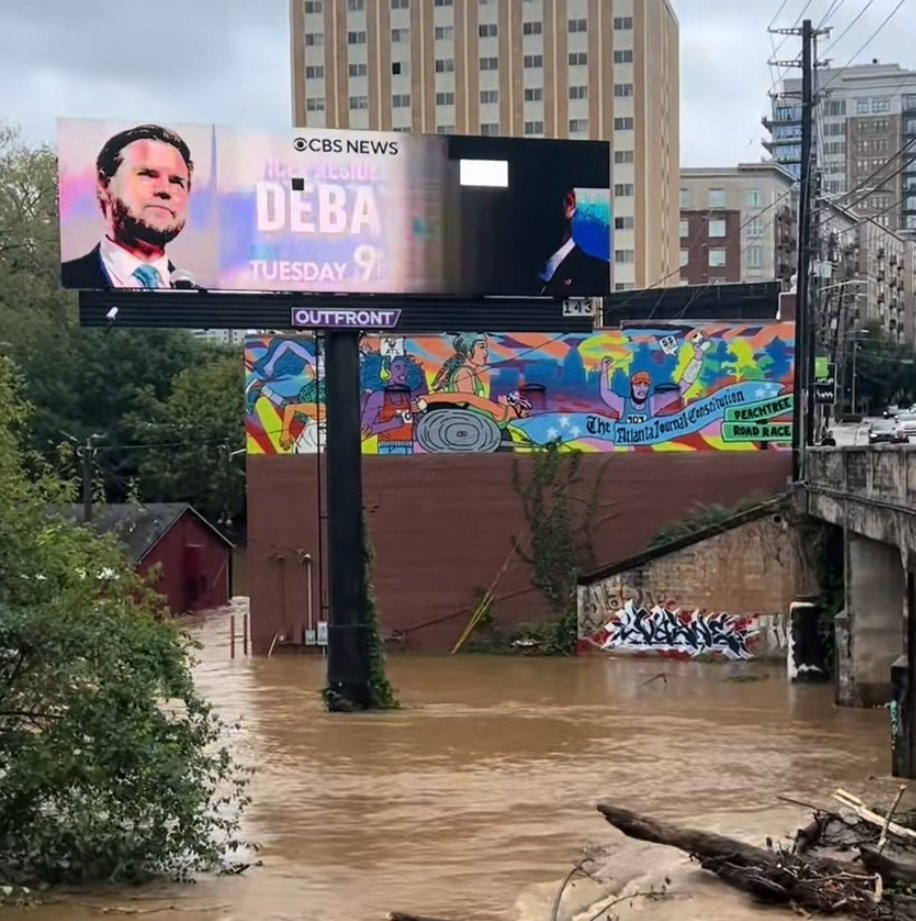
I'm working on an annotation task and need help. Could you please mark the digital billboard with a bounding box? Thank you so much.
[57,120,611,298]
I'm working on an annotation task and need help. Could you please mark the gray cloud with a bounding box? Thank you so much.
[1,0,913,168]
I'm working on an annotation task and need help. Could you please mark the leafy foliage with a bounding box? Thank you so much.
[647,496,773,549]
[847,321,916,413]
[0,358,250,888]
[123,352,246,524]
[509,446,606,656]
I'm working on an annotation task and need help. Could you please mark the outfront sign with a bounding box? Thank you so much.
[58,120,612,298]
[291,307,402,329]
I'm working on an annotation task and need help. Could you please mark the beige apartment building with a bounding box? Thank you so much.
[289,0,680,290]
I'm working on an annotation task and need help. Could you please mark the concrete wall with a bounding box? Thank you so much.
[578,512,815,660]
[841,533,905,706]
[247,451,791,654]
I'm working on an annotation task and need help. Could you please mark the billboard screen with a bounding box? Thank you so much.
[58,120,611,298]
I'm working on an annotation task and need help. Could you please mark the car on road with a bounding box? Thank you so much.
[885,404,900,419]
[870,419,909,444]
[894,413,916,440]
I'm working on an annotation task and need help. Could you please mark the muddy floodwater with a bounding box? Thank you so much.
[10,608,892,921]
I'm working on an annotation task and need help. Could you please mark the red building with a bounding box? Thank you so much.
[65,503,233,614]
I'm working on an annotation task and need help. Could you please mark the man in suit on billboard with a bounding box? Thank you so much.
[61,124,194,289]
[539,187,609,297]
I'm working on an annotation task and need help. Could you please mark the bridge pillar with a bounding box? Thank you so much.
[839,533,905,708]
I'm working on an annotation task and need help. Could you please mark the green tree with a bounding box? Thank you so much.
[849,322,916,413]
[0,358,250,890]
[125,353,246,523]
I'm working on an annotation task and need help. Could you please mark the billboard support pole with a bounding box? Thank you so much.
[323,330,371,711]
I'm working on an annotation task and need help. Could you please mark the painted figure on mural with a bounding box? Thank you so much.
[360,356,428,455]
[599,333,709,424]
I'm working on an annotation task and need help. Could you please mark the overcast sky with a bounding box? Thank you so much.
[1,0,912,167]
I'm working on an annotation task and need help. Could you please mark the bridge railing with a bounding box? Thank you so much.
[807,446,916,510]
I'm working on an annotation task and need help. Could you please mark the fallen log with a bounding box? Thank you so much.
[597,803,909,920]
[861,845,916,887]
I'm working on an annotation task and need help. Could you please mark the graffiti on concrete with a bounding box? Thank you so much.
[588,600,759,660]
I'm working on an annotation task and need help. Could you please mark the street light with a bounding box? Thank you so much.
[845,329,870,416]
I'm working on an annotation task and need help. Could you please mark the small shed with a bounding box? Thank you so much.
[62,503,233,614]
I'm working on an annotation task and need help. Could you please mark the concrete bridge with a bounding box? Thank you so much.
[802,446,916,775]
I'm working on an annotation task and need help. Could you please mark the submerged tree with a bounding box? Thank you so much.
[0,358,251,890]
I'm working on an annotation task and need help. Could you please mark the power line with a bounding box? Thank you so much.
[823,0,878,53]
[821,0,908,91]
[769,0,795,29]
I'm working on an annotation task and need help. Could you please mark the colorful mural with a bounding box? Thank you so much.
[245,323,795,455]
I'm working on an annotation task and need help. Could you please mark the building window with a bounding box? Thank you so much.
[569,85,587,100]
[824,122,844,136]
[523,54,543,68]
[746,189,762,207]
[746,218,764,238]
[825,99,846,117]
[391,28,409,41]
[436,91,454,105]
[434,25,453,39]
[679,250,689,267]
[347,30,366,43]
[479,23,498,37]
[614,150,634,163]
[613,16,633,28]
[614,84,634,98]
[305,33,323,46]
[872,97,891,113]
[615,249,635,263]
[480,89,498,103]
[708,188,726,208]
[393,94,411,108]
[304,0,322,11]
[480,56,499,70]
[436,58,455,72]
[615,183,634,196]
[348,0,365,9]
[570,118,589,133]
[524,87,542,101]
[306,98,325,112]
[856,98,870,115]
[434,0,452,5]
[679,219,688,238]
[708,249,727,267]
[392,61,403,75]
[746,246,763,270]
[615,117,634,130]
[349,63,368,76]
[568,18,587,32]
[615,216,635,230]
[613,49,634,63]
[568,51,588,66]
[523,21,542,35]
[679,188,690,208]
[349,95,368,109]
[708,219,726,238]
[391,0,408,6]
[524,120,544,135]
[481,123,499,135]
[437,125,455,134]
[305,65,324,79]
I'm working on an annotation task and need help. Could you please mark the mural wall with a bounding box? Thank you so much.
[245,323,795,455]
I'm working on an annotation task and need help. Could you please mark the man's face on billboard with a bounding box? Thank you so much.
[101,139,190,249]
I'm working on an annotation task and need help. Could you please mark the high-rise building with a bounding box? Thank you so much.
[679,164,797,287]
[765,63,916,235]
[289,0,680,290]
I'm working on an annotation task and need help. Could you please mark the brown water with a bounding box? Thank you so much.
[10,608,894,921]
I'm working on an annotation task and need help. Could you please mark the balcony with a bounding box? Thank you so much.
[891,253,898,266]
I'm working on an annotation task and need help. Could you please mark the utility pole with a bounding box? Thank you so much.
[74,433,104,524]
[772,18,827,477]
[323,330,371,711]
